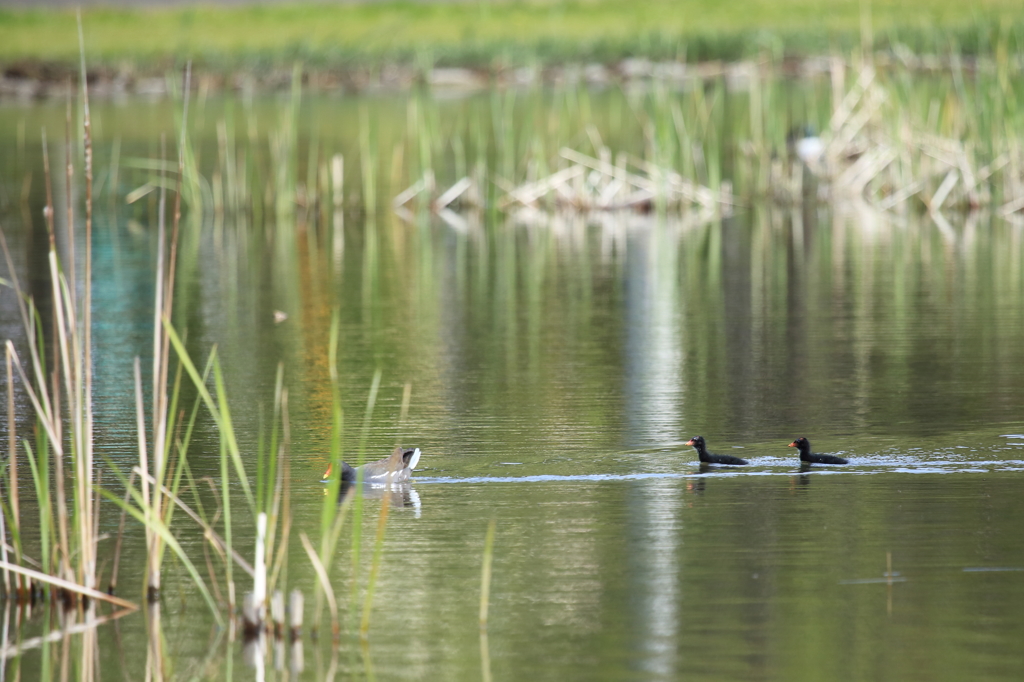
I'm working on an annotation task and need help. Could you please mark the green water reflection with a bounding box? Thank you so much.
[2,91,1024,680]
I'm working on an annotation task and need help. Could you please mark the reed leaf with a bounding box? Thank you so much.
[98,463,224,624]
[161,320,256,515]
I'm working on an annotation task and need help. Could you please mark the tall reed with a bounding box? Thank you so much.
[0,17,102,605]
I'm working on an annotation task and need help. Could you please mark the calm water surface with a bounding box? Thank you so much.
[1,92,1024,680]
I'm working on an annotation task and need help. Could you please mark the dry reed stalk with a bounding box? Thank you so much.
[503,148,726,213]
[134,357,155,599]
[132,469,254,577]
[827,65,874,139]
[145,133,171,601]
[164,66,189,452]
[837,146,897,197]
[92,469,101,592]
[392,176,426,207]
[929,169,960,213]
[434,177,473,210]
[502,165,585,207]
[49,114,74,589]
[998,194,1024,216]
[202,539,225,607]
[63,89,76,308]
[99,462,224,622]
[139,64,192,606]
[107,470,136,593]
[0,561,135,611]
[5,345,19,590]
[877,179,926,211]
[298,533,338,638]
[0,490,8,595]
[78,12,97,593]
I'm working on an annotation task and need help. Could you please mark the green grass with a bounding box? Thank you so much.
[0,0,1022,72]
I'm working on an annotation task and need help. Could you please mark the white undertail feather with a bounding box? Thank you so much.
[408,447,421,471]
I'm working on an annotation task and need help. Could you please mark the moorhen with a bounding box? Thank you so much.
[323,447,422,484]
[685,436,748,466]
[789,437,848,464]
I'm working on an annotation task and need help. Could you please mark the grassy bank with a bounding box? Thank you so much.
[0,0,1022,74]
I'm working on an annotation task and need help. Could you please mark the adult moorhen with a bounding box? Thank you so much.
[323,447,422,484]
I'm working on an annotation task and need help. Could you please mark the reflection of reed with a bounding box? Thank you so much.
[360,637,377,682]
[0,603,133,672]
[480,630,493,682]
[146,603,164,682]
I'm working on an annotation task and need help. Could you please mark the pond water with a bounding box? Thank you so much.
[2,89,1024,680]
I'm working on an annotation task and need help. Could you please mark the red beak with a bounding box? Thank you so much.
[685,438,695,446]
[323,463,333,480]
[788,441,797,448]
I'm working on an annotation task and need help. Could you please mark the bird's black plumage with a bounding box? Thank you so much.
[686,436,748,466]
[789,437,848,464]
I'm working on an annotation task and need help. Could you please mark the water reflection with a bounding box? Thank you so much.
[623,222,684,448]
[629,480,681,678]
[336,482,423,519]
[0,603,132,681]
[5,92,1024,681]
[619,217,684,677]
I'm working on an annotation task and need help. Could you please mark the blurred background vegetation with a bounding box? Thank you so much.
[0,0,1022,76]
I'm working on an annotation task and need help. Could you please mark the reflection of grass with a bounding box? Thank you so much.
[0,0,1021,68]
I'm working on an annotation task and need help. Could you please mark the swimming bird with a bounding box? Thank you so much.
[685,436,748,466]
[787,125,824,165]
[789,437,848,464]
[323,447,422,484]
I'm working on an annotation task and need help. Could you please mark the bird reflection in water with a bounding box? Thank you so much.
[338,480,422,519]
[789,472,813,489]
[696,461,748,475]
[685,478,707,494]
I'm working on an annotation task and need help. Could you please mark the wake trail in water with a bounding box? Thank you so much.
[413,459,1024,484]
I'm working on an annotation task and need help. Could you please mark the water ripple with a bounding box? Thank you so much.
[414,459,1024,484]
